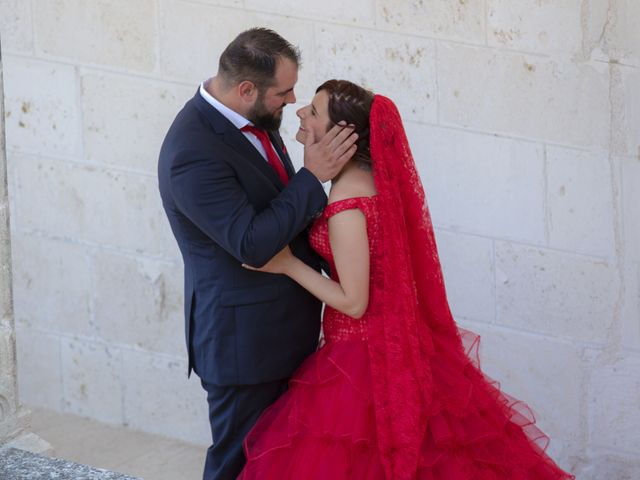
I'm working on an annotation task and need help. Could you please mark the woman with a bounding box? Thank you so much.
[238,80,574,479]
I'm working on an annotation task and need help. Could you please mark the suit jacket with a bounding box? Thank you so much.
[158,90,326,386]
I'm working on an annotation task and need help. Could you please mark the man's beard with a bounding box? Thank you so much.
[248,92,283,130]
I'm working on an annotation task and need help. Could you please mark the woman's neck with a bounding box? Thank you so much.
[331,159,357,185]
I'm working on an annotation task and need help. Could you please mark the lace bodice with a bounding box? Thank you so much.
[309,196,381,342]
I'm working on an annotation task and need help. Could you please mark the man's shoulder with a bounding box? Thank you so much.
[173,94,207,126]
[167,98,221,143]
[161,112,227,167]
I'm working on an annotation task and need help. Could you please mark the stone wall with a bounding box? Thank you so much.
[1,34,52,457]
[0,33,23,445]
[0,1,638,477]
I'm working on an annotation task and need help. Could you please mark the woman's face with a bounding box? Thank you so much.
[295,90,331,144]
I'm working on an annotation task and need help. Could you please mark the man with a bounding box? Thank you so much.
[158,28,356,479]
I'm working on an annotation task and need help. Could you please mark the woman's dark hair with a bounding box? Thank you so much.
[316,80,374,169]
[219,28,301,90]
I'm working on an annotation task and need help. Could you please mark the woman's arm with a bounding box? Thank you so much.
[291,208,370,318]
[244,207,370,319]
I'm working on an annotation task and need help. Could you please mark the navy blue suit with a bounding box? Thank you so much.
[158,90,326,479]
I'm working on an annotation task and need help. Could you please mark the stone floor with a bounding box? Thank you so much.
[28,407,207,480]
[0,447,140,480]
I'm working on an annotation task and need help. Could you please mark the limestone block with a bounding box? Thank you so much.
[93,252,184,355]
[0,328,18,412]
[621,263,640,351]
[607,0,640,67]
[159,1,317,97]
[2,57,81,157]
[588,354,640,453]
[623,155,640,263]
[438,43,610,149]
[579,0,612,63]
[122,350,209,445]
[11,233,92,335]
[0,0,33,53]
[3,432,53,456]
[406,122,546,244]
[495,241,619,342]
[459,320,583,465]
[433,229,495,323]
[60,337,124,425]
[34,0,157,73]
[82,73,194,173]
[487,0,583,57]
[376,0,485,44]
[546,146,615,258]
[15,326,62,411]
[616,66,640,158]
[0,205,12,320]
[315,24,437,124]
[11,155,178,257]
[246,0,375,26]
[187,0,241,5]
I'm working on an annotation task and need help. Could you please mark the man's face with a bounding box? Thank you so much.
[248,57,298,130]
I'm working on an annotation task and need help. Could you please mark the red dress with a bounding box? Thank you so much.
[238,196,574,480]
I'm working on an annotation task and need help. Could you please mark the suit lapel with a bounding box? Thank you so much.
[192,91,284,190]
[223,128,285,189]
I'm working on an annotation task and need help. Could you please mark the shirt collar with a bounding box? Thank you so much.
[199,80,252,130]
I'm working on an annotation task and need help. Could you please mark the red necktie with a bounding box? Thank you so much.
[241,125,289,185]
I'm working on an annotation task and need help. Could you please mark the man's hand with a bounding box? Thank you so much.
[303,122,358,183]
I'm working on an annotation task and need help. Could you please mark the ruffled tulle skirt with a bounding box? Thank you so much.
[238,332,573,479]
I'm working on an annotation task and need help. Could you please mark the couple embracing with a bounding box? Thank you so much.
[158,28,573,480]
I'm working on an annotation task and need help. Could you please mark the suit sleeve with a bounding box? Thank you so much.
[169,151,327,267]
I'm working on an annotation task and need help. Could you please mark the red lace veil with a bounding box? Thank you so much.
[367,95,462,479]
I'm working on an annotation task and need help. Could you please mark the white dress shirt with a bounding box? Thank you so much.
[199,82,279,163]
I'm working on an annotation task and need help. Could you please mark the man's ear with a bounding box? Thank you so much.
[238,81,258,103]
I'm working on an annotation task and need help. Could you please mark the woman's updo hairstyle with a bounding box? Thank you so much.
[316,80,374,169]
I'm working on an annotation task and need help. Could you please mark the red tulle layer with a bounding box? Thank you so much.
[239,332,573,480]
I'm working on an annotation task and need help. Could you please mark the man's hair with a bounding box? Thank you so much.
[218,28,301,90]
